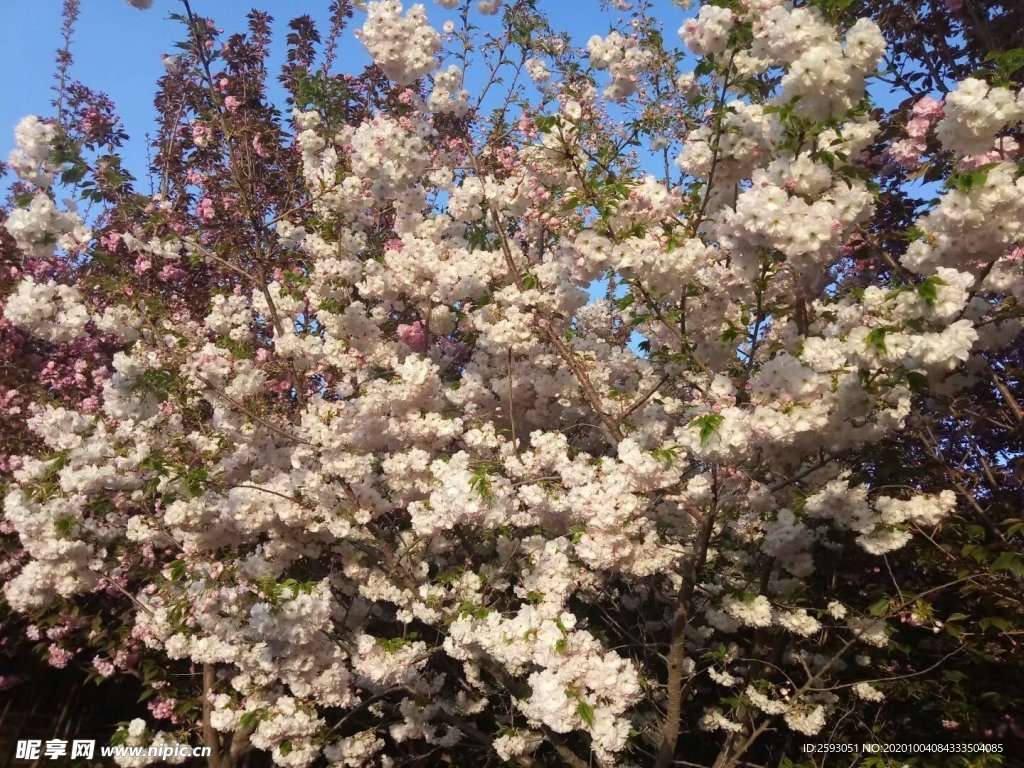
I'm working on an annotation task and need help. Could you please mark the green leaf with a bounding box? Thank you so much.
[1006,521,1024,539]
[984,47,1024,85]
[865,327,888,355]
[134,368,177,403]
[720,323,742,342]
[434,567,465,585]
[961,543,986,563]
[981,616,1013,632]
[689,413,725,446]
[702,643,728,661]
[907,371,929,393]
[167,560,187,582]
[570,524,585,545]
[375,637,410,653]
[534,115,558,133]
[61,164,87,185]
[457,601,490,619]
[469,465,495,503]
[916,275,946,306]
[947,163,997,192]
[991,552,1024,579]
[868,597,890,617]
[651,445,679,466]
[614,293,635,311]
[182,468,208,498]
[239,710,263,728]
[576,699,595,727]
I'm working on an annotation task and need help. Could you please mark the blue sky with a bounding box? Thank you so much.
[0,0,691,188]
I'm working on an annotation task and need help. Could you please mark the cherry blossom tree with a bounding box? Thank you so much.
[2,0,1022,766]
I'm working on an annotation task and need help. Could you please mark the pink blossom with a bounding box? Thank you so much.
[957,150,1001,170]
[158,264,185,282]
[114,649,141,670]
[149,697,178,720]
[912,96,944,120]
[397,321,428,353]
[191,120,211,147]
[100,231,123,250]
[906,116,933,139]
[47,644,73,668]
[887,138,924,169]
[197,197,216,221]
[93,655,116,678]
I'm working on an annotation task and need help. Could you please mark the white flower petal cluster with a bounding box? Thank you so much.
[525,57,551,83]
[745,686,789,715]
[699,707,744,733]
[902,162,1024,274]
[784,704,827,735]
[8,115,58,186]
[680,5,735,56]
[852,682,884,702]
[353,633,429,690]
[324,730,385,767]
[935,78,1024,155]
[719,170,874,283]
[204,293,253,342]
[775,609,822,637]
[677,102,781,181]
[805,479,956,556]
[446,607,640,761]
[587,31,653,100]
[770,11,884,119]
[358,1,441,85]
[3,277,90,344]
[847,618,890,648]
[5,194,91,259]
[428,64,470,116]
[724,595,773,628]
[349,115,432,200]
[492,730,542,762]
[250,696,325,767]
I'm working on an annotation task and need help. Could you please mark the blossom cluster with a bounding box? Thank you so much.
[357,0,441,85]
[3,0,1023,765]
